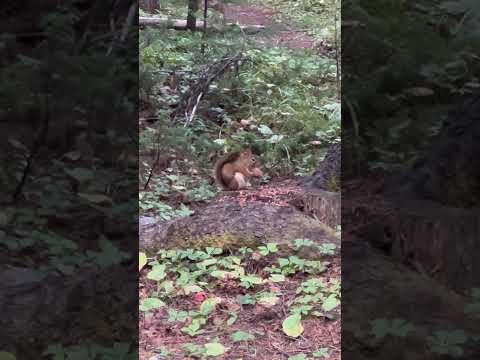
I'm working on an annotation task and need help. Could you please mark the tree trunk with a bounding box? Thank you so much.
[186,0,199,31]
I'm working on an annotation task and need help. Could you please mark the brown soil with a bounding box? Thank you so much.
[225,3,316,50]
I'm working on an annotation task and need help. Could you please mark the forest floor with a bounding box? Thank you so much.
[139,1,340,359]
[225,3,314,50]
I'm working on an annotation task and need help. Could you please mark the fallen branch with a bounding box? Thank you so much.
[170,53,246,122]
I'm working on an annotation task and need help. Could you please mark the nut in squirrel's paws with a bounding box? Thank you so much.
[252,167,263,177]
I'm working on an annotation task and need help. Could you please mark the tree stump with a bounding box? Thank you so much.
[343,240,480,359]
[302,188,340,228]
[298,142,341,228]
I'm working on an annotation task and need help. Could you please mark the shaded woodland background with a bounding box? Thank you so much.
[342,0,480,358]
[1,1,139,358]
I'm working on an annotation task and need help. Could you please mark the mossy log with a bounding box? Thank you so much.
[140,200,339,256]
[343,240,480,359]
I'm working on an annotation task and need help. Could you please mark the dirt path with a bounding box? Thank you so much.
[224,2,317,50]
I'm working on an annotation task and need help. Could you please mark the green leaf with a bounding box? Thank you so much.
[200,297,220,316]
[182,318,205,336]
[147,264,166,281]
[288,354,307,360]
[258,294,279,307]
[322,294,339,312]
[204,342,226,356]
[313,348,329,358]
[162,280,175,294]
[282,314,304,337]
[258,124,273,135]
[183,284,203,295]
[139,252,147,271]
[210,270,235,279]
[278,258,290,267]
[237,294,256,305]
[270,274,285,282]
[140,297,165,311]
[231,331,255,342]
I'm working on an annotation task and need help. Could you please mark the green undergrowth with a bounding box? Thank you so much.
[139,240,339,359]
[139,0,340,216]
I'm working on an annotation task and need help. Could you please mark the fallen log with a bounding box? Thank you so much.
[139,16,266,32]
[140,200,339,257]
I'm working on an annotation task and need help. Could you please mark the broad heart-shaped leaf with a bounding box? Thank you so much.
[183,284,203,295]
[200,297,220,316]
[140,297,165,311]
[270,274,285,283]
[139,252,147,271]
[257,294,279,307]
[147,264,166,281]
[0,351,16,360]
[322,294,340,312]
[204,342,226,356]
[282,314,304,337]
[231,331,255,342]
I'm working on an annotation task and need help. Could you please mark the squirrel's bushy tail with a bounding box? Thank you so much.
[214,152,240,189]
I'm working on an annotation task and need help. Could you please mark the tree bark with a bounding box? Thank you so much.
[186,0,199,31]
